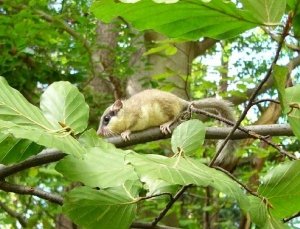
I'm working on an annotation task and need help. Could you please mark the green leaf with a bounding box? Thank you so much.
[258,160,300,219]
[79,129,116,150]
[40,81,89,135]
[0,120,85,158]
[247,196,269,227]
[0,76,57,130]
[63,181,140,229]
[56,147,139,188]
[0,77,85,157]
[171,120,206,156]
[285,85,300,141]
[248,196,289,229]
[126,152,248,208]
[273,65,289,113]
[240,0,286,24]
[91,0,260,40]
[0,133,43,164]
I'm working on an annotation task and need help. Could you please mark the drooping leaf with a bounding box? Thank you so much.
[125,152,248,208]
[0,133,43,164]
[258,160,300,219]
[171,119,206,156]
[0,120,85,158]
[285,85,300,141]
[63,181,140,229]
[56,147,139,188]
[40,81,89,135]
[91,0,261,40]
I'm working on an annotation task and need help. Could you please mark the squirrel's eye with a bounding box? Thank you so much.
[103,115,111,125]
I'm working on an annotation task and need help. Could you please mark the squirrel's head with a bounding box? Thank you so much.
[97,100,124,136]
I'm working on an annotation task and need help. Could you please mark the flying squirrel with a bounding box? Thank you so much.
[97,89,238,168]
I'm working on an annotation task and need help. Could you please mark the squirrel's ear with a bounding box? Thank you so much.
[112,99,123,111]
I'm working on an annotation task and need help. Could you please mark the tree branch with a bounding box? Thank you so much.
[131,222,181,229]
[0,149,66,179]
[107,123,294,147]
[0,180,63,205]
[0,124,295,179]
[0,201,27,227]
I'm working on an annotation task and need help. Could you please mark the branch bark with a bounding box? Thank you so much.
[0,180,63,205]
[0,124,295,179]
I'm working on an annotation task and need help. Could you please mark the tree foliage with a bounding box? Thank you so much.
[0,0,300,228]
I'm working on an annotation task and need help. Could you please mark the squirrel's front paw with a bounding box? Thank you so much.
[120,130,131,141]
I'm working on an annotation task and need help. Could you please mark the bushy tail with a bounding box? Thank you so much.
[192,98,238,171]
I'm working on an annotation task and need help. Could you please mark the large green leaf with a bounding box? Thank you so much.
[285,85,300,141]
[0,77,85,157]
[0,120,85,158]
[125,152,249,208]
[56,147,139,188]
[171,119,205,156]
[248,196,289,229]
[240,0,286,24]
[258,160,300,219]
[0,133,43,165]
[91,0,260,40]
[0,76,57,130]
[63,181,140,229]
[40,81,89,135]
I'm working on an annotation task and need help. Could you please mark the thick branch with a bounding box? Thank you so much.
[0,180,63,205]
[107,124,294,147]
[0,124,295,179]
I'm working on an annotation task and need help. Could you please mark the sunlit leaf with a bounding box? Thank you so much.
[91,0,261,40]
[40,81,89,135]
[171,120,206,156]
[0,120,85,158]
[240,0,286,24]
[56,147,139,188]
[0,77,85,157]
[258,160,300,219]
[126,152,248,208]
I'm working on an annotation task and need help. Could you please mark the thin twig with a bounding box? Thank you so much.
[0,180,63,205]
[283,211,300,223]
[131,222,181,229]
[138,193,173,202]
[252,99,280,106]
[209,12,295,167]
[213,166,259,197]
[151,185,192,226]
[191,107,297,160]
